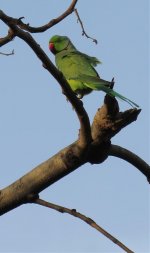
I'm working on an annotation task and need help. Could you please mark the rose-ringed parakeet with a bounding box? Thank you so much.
[49,35,139,107]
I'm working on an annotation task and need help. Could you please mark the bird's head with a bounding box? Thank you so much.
[49,35,71,55]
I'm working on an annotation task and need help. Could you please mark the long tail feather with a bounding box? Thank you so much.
[101,86,139,108]
[86,80,139,108]
[70,75,139,108]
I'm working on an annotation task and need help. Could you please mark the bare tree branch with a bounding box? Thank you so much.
[109,144,150,182]
[0,95,141,216]
[0,6,148,252]
[0,11,146,222]
[0,1,78,34]
[74,8,98,44]
[32,198,134,253]
[0,142,86,215]
[17,29,92,148]
[0,9,92,149]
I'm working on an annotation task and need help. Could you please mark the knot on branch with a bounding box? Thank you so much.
[88,141,111,164]
[65,150,80,167]
[61,143,87,169]
[25,193,39,203]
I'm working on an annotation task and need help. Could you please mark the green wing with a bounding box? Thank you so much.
[55,50,103,95]
[55,49,139,108]
[55,50,101,79]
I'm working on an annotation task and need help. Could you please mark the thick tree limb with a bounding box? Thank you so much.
[0,96,142,216]
[32,198,134,253]
[0,143,86,215]
[109,144,150,182]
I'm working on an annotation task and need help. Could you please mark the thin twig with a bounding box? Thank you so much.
[33,198,134,253]
[0,49,14,56]
[109,144,150,182]
[74,8,98,44]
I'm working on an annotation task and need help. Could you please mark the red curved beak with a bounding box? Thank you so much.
[49,42,55,53]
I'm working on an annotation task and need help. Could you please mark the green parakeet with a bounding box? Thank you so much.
[49,35,139,107]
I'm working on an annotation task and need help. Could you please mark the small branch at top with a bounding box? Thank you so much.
[33,198,134,253]
[0,0,78,33]
[74,8,98,44]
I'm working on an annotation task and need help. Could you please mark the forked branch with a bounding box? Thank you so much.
[0,8,92,148]
[0,95,143,216]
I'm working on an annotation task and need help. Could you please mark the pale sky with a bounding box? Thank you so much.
[0,1,149,252]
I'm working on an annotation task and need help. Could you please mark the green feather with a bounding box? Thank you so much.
[70,75,139,107]
[49,35,139,108]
